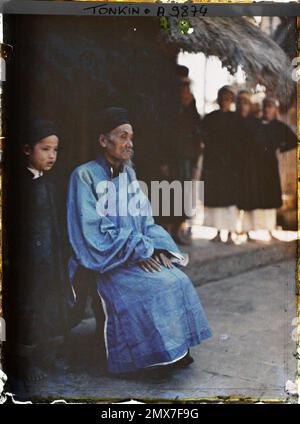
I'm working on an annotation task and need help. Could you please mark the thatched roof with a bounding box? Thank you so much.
[273,17,298,60]
[165,17,294,102]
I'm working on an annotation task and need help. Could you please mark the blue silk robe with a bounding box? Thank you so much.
[67,155,211,374]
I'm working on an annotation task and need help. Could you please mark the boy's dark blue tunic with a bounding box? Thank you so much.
[9,167,68,348]
[67,154,212,374]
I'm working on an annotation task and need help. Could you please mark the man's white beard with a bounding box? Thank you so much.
[124,158,134,169]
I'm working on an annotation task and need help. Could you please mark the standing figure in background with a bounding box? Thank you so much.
[238,97,297,239]
[158,65,203,245]
[201,86,244,244]
[235,90,262,241]
[6,120,69,383]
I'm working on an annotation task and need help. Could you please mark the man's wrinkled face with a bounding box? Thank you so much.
[263,103,277,122]
[24,135,59,172]
[100,124,134,162]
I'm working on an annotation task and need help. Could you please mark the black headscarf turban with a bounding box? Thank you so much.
[23,119,58,147]
[99,107,130,134]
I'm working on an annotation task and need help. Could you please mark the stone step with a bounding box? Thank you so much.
[182,238,297,286]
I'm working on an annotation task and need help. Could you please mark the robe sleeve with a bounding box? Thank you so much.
[278,122,298,152]
[139,193,189,267]
[67,169,154,274]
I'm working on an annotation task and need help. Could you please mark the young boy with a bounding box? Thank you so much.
[6,119,69,383]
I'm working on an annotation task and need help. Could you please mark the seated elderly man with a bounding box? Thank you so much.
[67,107,211,375]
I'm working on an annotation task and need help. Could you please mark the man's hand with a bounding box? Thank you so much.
[139,257,162,273]
[154,252,174,269]
[139,252,174,273]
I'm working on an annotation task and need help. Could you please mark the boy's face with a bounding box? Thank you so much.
[24,135,59,172]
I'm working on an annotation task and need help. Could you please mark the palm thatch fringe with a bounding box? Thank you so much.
[164,17,294,102]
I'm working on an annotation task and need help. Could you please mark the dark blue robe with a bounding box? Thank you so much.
[7,168,69,347]
[237,118,297,210]
[67,155,211,373]
[202,110,245,207]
